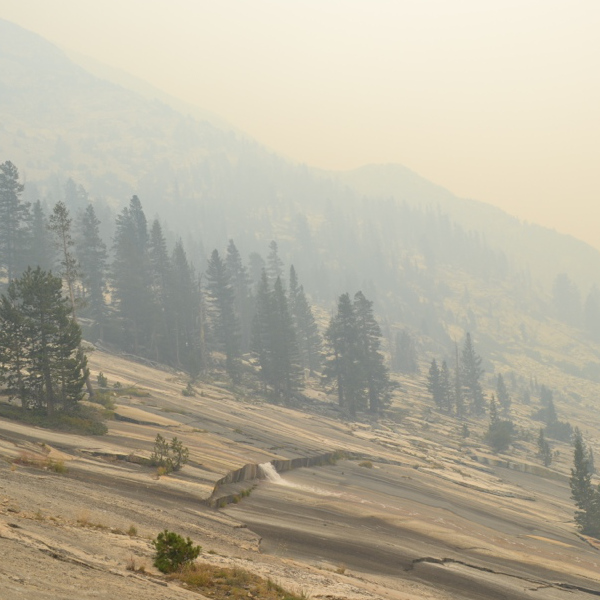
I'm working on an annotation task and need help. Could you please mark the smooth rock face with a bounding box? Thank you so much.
[1,349,599,599]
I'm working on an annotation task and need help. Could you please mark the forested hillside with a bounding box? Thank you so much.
[3,17,600,428]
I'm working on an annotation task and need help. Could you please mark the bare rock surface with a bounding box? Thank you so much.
[1,349,600,599]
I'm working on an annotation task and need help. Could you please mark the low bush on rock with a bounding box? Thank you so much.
[152,529,201,573]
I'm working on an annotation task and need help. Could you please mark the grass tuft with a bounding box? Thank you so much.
[170,563,309,600]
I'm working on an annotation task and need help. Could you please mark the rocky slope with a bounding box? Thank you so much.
[1,349,600,599]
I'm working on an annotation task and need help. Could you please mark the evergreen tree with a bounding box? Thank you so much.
[270,276,303,399]
[353,291,393,414]
[393,329,418,374]
[0,282,27,401]
[248,252,265,288]
[49,201,94,398]
[171,241,203,374]
[28,200,55,272]
[288,265,321,376]
[537,428,552,467]
[540,384,553,406]
[226,240,253,352]
[112,196,153,354]
[251,270,273,391]
[439,360,452,412]
[147,219,172,361]
[570,429,600,536]
[484,395,513,453]
[266,240,284,283]
[63,178,89,213]
[552,273,582,327]
[584,285,600,342]
[461,333,485,415]
[0,268,87,414]
[75,204,108,339]
[453,342,464,417]
[205,249,241,381]
[496,373,510,416]
[427,359,442,407]
[251,272,302,400]
[323,293,365,418]
[0,161,30,283]
[49,201,79,311]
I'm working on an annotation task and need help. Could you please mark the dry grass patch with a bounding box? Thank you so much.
[170,563,309,599]
[14,452,68,473]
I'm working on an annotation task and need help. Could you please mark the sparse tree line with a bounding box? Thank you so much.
[553,272,600,346]
[0,161,392,416]
[426,333,486,417]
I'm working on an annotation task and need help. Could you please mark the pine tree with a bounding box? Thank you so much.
[49,201,79,309]
[452,342,464,417]
[439,360,453,413]
[570,429,599,536]
[353,291,393,414]
[427,359,442,407]
[461,333,485,415]
[75,204,108,339]
[112,196,153,354]
[393,329,418,374]
[28,200,55,272]
[171,241,203,375]
[584,285,600,342]
[49,201,94,398]
[147,220,172,361]
[205,249,241,381]
[251,270,273,391]
[537,428,552,467]
[0,268,87,414]
[226,240,253,352]
[0,282,27,402]
[289,265,321,376]
[266,240,284,283]
[323,293,365,418]
[553,273,582,327]
[0,161,30,283]
[248,252,265,288]
[484,395,513,452]
[496,373,510,416]
[270,276,303,399]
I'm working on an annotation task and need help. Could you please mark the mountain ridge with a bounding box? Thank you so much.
[1,17,599,296]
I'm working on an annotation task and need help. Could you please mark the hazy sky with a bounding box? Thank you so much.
[2,1,599,248]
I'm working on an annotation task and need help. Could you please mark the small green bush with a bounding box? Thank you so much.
[150,434,189,473]
[182,382,196,397]
[152,529,201,573]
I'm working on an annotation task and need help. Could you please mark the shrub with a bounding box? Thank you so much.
[182,382,196,397]
[97,372,108,388]
[150,434,189,473]
[152,530,201,573]
[485,420,514,453]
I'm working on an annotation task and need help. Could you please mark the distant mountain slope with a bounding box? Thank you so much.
[1,17,599,298]
[6,19,600,404]
[335,164,600,290]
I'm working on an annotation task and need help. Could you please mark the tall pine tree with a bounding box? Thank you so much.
[75,204,108,340]
[323,293,365,418]
[0,161,30,284]
[353,291,393,414]
[112,196,153,354]
[461,333,485,415]
[206,249,241,381]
